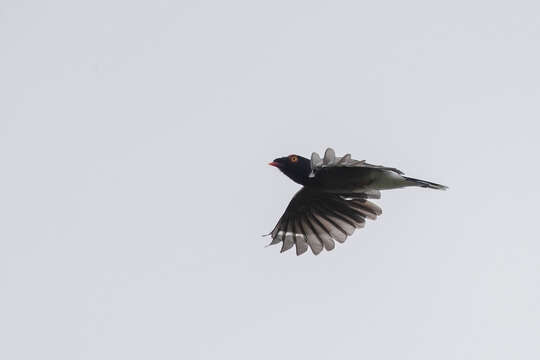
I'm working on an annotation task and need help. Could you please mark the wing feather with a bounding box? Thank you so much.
[311,147,404,175]
[268,187,382,255]
[306,211,335,250]
[281,221,295,253]
[300,215,324,255]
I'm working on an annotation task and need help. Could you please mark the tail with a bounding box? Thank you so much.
[403,176,448,190]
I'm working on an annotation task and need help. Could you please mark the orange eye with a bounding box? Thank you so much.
[290,155,298,163]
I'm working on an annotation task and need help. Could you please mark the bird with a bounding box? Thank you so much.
[266,148,447,256]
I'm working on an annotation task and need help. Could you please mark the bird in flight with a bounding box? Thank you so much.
[266,148,447,256]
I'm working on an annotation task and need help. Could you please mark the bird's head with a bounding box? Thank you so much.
[269,154,312,185]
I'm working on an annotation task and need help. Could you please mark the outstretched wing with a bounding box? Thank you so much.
[267,187,382,255]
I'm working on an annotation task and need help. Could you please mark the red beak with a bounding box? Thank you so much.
[268,161,280,168]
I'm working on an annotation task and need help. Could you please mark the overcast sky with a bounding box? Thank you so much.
[1,1,539,359]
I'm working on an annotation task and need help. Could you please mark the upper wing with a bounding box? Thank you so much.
[267,187,382,255]
[310,148,403,177]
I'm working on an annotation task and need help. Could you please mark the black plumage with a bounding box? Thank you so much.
[267,148,447,255]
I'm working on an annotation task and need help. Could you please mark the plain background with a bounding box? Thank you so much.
[1,1,539,359]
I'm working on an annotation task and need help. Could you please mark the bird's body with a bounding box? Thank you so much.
[307,166,404,191]
[308,166,447,192]
[267,148,447,255]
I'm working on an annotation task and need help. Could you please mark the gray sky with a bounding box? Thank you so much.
[1,1,539,359]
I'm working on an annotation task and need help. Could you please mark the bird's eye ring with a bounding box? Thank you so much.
[290,155,298,163]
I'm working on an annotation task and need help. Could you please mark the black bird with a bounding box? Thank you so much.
[267,148,447,255]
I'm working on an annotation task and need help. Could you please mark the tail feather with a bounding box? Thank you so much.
[404,176,448,190]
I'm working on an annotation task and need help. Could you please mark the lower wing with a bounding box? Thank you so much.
[266,187,382,256]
